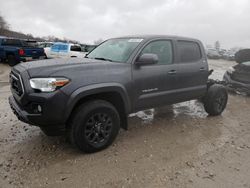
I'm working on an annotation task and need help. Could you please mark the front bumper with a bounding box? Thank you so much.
[223,72,250,94]
[9,95,34,124]
[9,95,66,135]
[9,90,69,128]
[9,66,70,136]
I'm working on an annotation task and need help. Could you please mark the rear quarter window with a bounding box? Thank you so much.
[177,41,202,63]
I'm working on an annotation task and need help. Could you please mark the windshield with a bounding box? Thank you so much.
[87,38,143,62]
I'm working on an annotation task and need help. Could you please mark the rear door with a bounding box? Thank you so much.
[132,39,179,111]
[174,40,208,100]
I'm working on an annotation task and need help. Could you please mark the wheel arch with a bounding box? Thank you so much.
[65,83,131,130]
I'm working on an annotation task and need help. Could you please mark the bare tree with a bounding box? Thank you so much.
[0,14,80,43]
[0,14,9,36]
[0,15,9,30]
[94,38,104,45]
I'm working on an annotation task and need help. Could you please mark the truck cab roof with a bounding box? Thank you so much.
[115,35,201,42]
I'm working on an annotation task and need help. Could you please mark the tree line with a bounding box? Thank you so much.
[0,14,79,43]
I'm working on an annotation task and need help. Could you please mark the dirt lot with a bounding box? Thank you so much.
[0,60,250,188]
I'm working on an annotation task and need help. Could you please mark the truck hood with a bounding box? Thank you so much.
[16,58,122,77]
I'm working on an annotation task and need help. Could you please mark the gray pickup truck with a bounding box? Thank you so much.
[9,35,228,153]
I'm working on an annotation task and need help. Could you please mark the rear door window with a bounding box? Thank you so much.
[177,41,202,63]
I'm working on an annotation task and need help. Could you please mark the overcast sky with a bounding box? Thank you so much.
[0,0,249,48]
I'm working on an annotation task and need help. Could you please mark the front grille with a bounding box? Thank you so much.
[10,71,24,96]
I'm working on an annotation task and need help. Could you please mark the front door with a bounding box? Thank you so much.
[132,39,178,111]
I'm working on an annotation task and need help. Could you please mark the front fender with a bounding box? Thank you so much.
[64,83,131,120]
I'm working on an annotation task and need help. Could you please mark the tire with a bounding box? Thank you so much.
[203,84,228,116]
[7,55,18,66]
[68,100,120,153]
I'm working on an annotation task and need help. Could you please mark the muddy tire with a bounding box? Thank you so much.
[203,84,228,116]
[68,100,120,153]
[7,55,18,66]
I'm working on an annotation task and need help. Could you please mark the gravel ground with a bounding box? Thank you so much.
[0,60,250,188]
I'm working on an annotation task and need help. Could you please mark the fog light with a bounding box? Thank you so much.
[37,105,42,113]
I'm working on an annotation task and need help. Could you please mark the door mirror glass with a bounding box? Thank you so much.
[136,53,158,66]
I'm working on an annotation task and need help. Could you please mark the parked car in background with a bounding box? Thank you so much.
[38,42,54,58]
[38,42,54,48]
[235,49,250,63]
[0,36,46,66]
[224,49,250,94]
[218,49,227,56]
[46,42,86,59]
[207,48,221,59]
[223,51,235,61]
[224,61,250,94]
[80,44,97,53]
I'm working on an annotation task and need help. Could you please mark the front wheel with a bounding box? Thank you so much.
[203,84,228,116]
[68,100,120,153]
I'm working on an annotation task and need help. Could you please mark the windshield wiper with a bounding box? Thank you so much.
[94,57,113,62]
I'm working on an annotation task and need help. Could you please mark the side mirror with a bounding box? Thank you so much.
[135,53,158,66]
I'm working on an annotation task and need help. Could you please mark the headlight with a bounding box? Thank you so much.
[227,67,235,74]
[30,78,70,92]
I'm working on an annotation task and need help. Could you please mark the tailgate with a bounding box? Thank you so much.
[23,47,45,58]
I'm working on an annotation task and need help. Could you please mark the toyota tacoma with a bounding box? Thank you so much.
[9,35,228,153]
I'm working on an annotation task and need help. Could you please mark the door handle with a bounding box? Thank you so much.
[200,67,205,71]
[168,70,177,75]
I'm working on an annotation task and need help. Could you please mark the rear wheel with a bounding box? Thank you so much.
[7,55,18,66]
[203,84,228,116]
[68,100,120,153]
